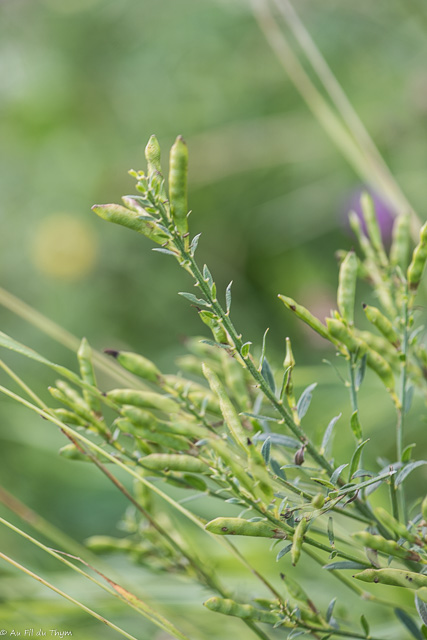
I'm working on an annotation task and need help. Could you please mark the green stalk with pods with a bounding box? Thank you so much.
[3,132,427,640]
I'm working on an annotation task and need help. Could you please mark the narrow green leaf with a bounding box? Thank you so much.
[253,432,300,449]
[203,264,213,288]
[297,383,317,420]
[261,357,276,394]
[312,478,335,490]
[200,340,229,350]
[152,248,177,256]
[404,385,414,414]
[352,469,374,479]
[328,517,335,548]
[243,412,279,423]
[276,543,292,561]
[261,437,271,464]
[323,561,368,570]
[350,411,363,441]
[0,331,85,389]
[326,598,336,623]
[320,413,341,456]
[416,595,427,626]
[402,443,416,463]
[225,281,233,314]
[178,292,210,307]
[258,328,269,369]
[203,364,247,450]
[348,439,370,481]
[365,465,399,496]
[330,464,348,486]
[355,354,367,390]
[396,461,427,486]
[360,614,370,637]
[270,458,286,480]
[241,342,252,358]
[189,232,201,256]
[395,608,424,640]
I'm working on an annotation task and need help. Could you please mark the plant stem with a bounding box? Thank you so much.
[0,286,146,389]
[0,487,104,568]
[348,356,359,414]
[270,0,418,236]
[396,286,409,522]
[170,232,389,534]
[0,517,192,640]
[0,551,139,640]
[0,383,274,640]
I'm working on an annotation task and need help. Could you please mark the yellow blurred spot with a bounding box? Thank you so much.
[32,214,98,281]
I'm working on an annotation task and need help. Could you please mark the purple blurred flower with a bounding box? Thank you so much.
[343,188,395,246]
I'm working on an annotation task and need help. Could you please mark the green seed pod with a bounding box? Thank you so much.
[120,406,156,428]
[199,310,228,344]
[311,493,325,509]
[77,338,101,414]
[349,211,377,263]
[209,439,255,496]
[356,330,401,369]
[326,318,363,354]
[353,568,427,590]
[326,319,396,393]
[85,535,134,553]
[115,418,188,450]
[59,444,90,462]
[162,419,207,439]
[407,221,427,291]
[107,389,180,414]
[203,364,247,450]
[49,386,96,425]
[91,204,170,245]
[104,349,161,383]
[352,531,420,561]
[145,135,162,176]
[365,349,396,395]
[337,251,358,325]
[122,404,204,438]
[205,517,287,539]
[203,597,280,625]
[247,448,274,504]
[422,496,427,523]
[221,351,251,412]
[56,380,89,410]
[283,336,295,396]
[279,296,331,342]
[54,408,87,426]
[390,213,411,271]
[137,430,189,451]
[169,136,188,236]
[360,192,388,266]
[291,517,308,566]
[362,304,400,348]
[374,507,418,544]
[163,374,221,415]
[280,573,310,603]
[141,453,209,474]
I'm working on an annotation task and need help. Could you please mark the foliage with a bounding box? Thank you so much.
[2,134,427,640]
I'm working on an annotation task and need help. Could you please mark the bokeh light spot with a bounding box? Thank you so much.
[31,214,98,281]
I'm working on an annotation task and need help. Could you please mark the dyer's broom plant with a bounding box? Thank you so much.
[1,135,427,640]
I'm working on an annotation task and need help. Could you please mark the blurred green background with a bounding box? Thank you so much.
[1,0,427,637]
